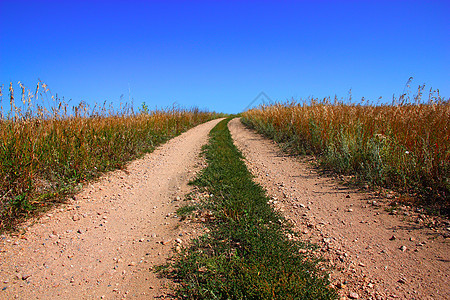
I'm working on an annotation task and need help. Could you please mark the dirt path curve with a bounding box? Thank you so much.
[229,118,449,300]
[0,118,223,300]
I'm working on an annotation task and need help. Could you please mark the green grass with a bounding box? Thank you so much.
[157,118,337,299]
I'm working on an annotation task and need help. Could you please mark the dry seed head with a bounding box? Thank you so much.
[9,82,14,104]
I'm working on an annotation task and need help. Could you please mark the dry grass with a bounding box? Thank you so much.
[242,86,449,214]
[0,82,219,230]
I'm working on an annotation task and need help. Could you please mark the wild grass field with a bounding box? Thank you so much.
[242,86,449,215]
[0,82,219,230]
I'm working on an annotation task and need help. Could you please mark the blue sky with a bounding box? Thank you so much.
[1,0,449,113]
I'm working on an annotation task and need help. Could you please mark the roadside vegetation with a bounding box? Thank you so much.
[0,82,219,231]
[158,118,336,299]
[241,85,449,215]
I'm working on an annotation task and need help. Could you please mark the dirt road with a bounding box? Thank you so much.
[0,118,222,299]
[1,117,448,299]
[229,118,449,300]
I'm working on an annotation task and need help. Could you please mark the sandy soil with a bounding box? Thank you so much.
[229,118,449,300]
[0,118,222,300]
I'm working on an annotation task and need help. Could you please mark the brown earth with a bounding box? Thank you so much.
[1,117,449,300]
[0,118,222,299]
[229,118,449,300]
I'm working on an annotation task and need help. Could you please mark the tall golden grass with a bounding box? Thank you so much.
[242,86,449,214]
[0,82,219,230]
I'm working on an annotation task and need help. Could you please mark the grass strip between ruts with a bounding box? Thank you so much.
[157,118,337,299]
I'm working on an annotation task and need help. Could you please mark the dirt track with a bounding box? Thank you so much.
[229,118,449,300]
[0,117,449,299]
[0,118,222,299]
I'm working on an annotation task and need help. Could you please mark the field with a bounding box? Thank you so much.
[242,87,449,214]
[0,82,219,230]
[0,83,448,299]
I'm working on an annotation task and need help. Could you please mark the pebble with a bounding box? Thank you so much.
[161,239,172,245]
[349,292,359,299]
[389,294,399,298]
[389,235,397,240]
[21,274,31,281]
[400,245,407,252]
[72,215,80,221]
[347,208,353,212]
[336,282,345,289]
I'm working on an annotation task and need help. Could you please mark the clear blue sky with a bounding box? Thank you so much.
[1,0,449,113]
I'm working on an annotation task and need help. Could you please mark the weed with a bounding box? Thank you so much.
[0,81,219,231]
[242,87,449,215]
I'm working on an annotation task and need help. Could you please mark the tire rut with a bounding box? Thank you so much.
[0,118,223,299]
[229,118,449,300]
